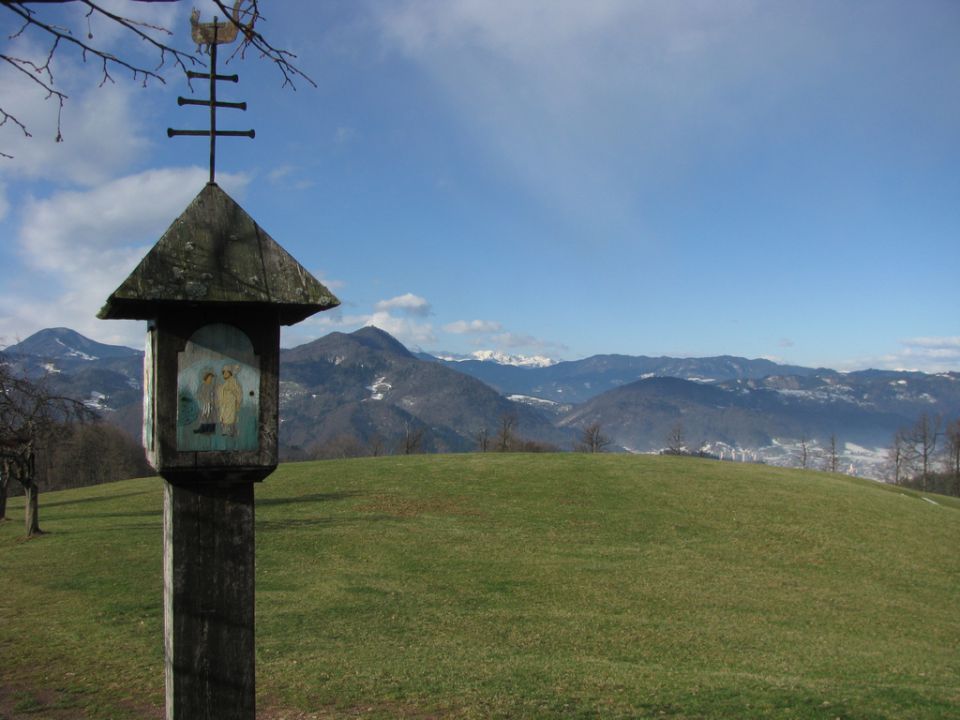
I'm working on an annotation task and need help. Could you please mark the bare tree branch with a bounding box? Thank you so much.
[4,1,197,87]
[1,1,313,154]
[210,0,315,89]
[1,50,67,144]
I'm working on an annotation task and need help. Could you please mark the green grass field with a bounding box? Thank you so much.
[1,454,958,719]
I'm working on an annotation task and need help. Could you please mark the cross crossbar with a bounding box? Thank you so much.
[167,20,253,185]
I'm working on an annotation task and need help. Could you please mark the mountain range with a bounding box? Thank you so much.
[419,351,822,404]
[4,327,959,478]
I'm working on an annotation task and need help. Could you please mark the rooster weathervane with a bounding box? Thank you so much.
[190,0,250,51]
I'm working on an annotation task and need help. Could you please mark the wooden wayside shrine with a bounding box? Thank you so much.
[100,13,340,716]
[99,181,339,719]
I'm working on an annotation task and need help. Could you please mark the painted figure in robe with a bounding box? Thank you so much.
[218,366,243,436]
[194,370,218,435]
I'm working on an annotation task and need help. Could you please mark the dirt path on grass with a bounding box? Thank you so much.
[0,682,162,720]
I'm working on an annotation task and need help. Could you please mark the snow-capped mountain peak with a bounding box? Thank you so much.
[4,327,139,361]
[428,349,557,368]
[467,350,557,368]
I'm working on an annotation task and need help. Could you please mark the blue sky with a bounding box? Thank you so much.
[1,0,958,371]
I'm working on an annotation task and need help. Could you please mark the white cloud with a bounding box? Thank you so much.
[268,165,296,184]
[375,1,948,236]
[837,337,960,374]
[364,311,435,347]
[903,337,960,351]
[0,0,213,185]
[280,307,354,347]
[375,1,759,222]
[492,332,544,350]
[0,78,148,186]
[444,319,503,334]
[894,337,960,370]
[281,299,438,351]
[266,164,316,191]
[492,331,568,356]
[0,167,249,346]
[17,167,247,272]
[284,306,565,361]
[374,293,432,316]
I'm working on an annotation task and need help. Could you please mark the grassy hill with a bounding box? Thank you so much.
[1,454,958,719]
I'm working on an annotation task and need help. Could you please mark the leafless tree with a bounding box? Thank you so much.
[665,422,686,455]
[496,414,516,452]
[886,429,908,485]
[823,434,839,473]
[577,422,610,453]
[476,427,489,453]
[907,413,941,492]
[944,418,960,496]
[368,433,385,458]
[400,422,424,455]
[796,433,811,470]
[1,0,313,155]
[0,359,93,536]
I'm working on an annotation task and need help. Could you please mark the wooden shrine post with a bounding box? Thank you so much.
[100,15,339,718]
[98,183,339,718]
[100,17,339,715]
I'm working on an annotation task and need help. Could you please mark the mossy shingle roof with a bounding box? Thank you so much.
[98,183,339,325]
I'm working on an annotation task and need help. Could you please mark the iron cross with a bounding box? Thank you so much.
[168,19,254,185]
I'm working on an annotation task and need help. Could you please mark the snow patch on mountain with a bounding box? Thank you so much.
[278,380,309,404]
[368,377,392,401]
[434,350,557,368]
[472,350,543,367]
[508,394,558,408]
[774,386,864,405]
[83,391,112,411]
[55,337,98,361]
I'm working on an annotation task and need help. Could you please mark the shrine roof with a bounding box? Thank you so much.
[98,183,339,325]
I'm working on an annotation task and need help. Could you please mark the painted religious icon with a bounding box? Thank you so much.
[176,324,259,452]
